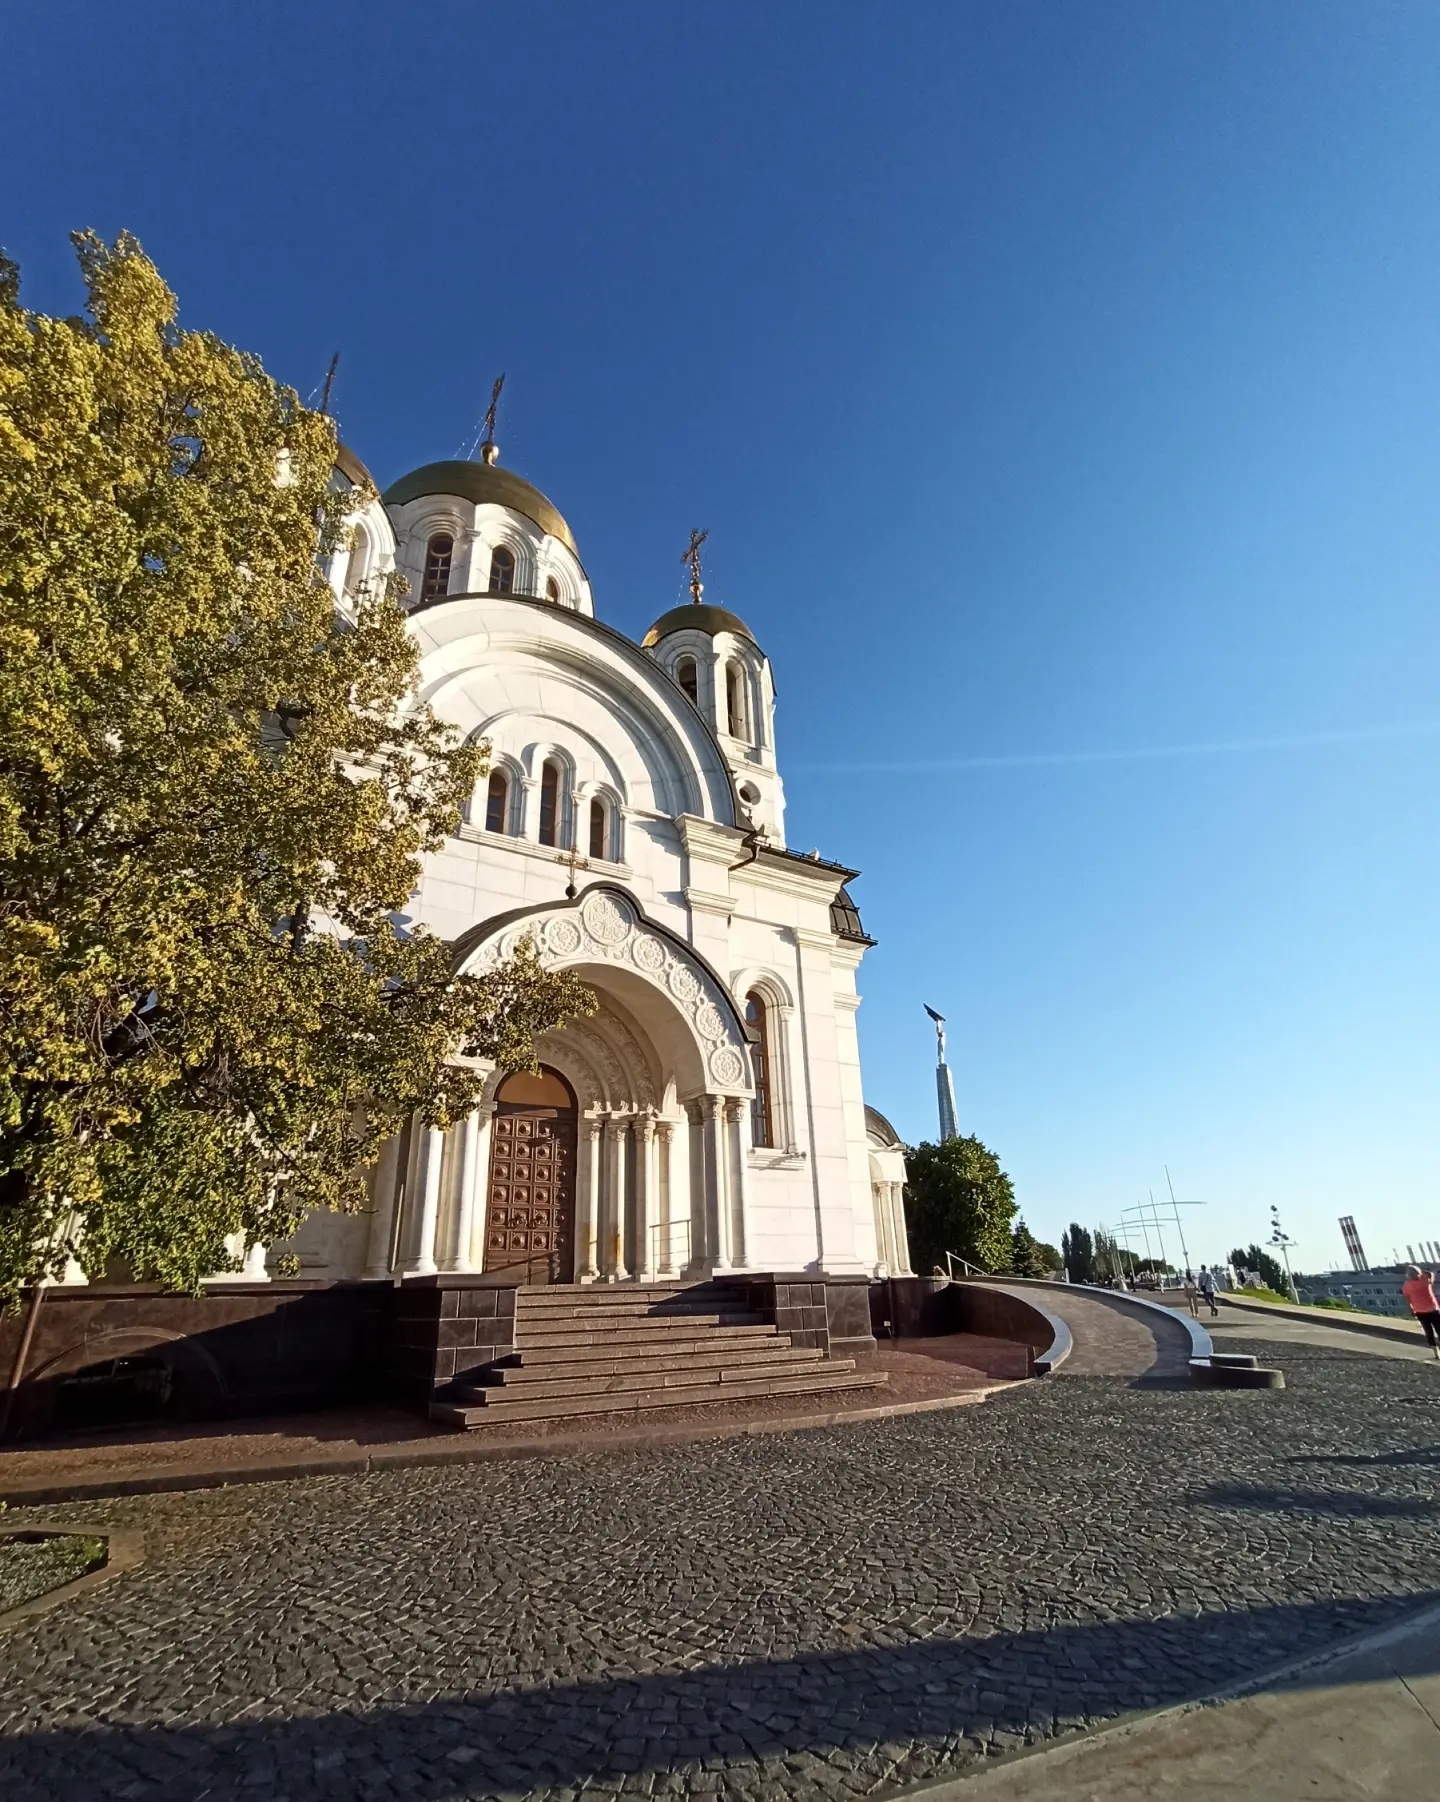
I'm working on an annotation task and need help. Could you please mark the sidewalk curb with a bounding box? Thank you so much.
[1218,1293,1427,1346]
[0,1382,1013,1508]
[879,1593,1440,1797]
[0,1523,145,1633]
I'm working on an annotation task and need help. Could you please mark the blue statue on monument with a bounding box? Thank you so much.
[924,1004,959,1142]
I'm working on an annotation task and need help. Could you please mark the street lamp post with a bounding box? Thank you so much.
[1269,1204,1300,1304]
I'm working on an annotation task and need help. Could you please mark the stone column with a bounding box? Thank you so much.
[403,1125,445,1277]
[577,1116,603,1282]
[362,1130,405,1280]
[439,1108,484,1274]
[601,1114,630,1281]
[633,1113,657,1281]
[724,1098,751,1270]
[656,1121,676,1276]
[703,1095,731,1272]
[872,1182,894,1275]
[684,1101,708,1273]
[891,1182,913,1275]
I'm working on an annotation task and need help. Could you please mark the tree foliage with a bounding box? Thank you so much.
[1061,1222,1094,1284]
[1231,1244,1289,1295]
[0,233,592,1297]
[1007,1218,1055,1279]
[903,1134,1016,1274]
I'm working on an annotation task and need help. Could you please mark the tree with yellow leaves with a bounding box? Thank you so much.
[0,233,591,1296]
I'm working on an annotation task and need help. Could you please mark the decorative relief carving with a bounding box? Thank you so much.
[465,890,750,1092]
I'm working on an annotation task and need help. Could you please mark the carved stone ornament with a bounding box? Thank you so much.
[464,890,751,1093]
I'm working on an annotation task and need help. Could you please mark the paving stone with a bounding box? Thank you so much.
[0,1339,1438,1801]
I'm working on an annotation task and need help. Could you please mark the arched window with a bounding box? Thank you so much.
[745,992,774,1148]
[421,532,453,601]
[676,656,698,705]
[344,524,370,598]
[589,796,608,860]
[538,760,561,846]
[490,545,516,595]
[484,769,510,834]
[726,662,748,740]
[545,576,560,603]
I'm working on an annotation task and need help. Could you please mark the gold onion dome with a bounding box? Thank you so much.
[381,455,578,557]
[642,604,756,647]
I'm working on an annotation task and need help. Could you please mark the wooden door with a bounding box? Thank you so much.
[484,1068,577,1285]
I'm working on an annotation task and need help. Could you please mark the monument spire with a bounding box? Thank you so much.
[925,1005,959,1141]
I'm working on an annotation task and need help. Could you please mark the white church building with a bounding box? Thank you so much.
[289,443,912,1292]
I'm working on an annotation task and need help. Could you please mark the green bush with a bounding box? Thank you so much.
[1236,1285,1293,1305]
[1313,1297,1357,1311]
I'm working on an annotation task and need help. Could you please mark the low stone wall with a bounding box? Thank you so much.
[384,1275,521,1405]
[0,1282,387,1440]
[716,1273,877,1359]
[948,1280,1057,1356]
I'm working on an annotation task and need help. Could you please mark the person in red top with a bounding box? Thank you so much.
[1400,1266,1440,1359]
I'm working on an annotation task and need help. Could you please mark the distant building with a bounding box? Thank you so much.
[1300,1266,1431,1319]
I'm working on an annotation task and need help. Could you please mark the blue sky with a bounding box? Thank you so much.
[5,1,1439,1273]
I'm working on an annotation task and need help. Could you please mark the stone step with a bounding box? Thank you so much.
[431,1366,888,1428]
[499,1342,820,1380]
[518,1284,722,1305]
[518,1322,782,1351]
[504,1330,797,1369]
[522,1319,771,1333]
[453,1352,830,1403]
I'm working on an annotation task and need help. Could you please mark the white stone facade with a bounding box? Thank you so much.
[278,450,911,1285]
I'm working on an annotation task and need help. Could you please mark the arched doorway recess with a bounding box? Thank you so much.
[483,1067,578,1286]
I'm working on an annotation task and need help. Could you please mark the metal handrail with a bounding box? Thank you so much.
[941,1250,987,1280]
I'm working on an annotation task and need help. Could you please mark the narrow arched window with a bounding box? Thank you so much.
[345,525,370,598]
[490,545,516,595]
[745,991,774,1148]
[589,796,607,860]
[545,576,560,603]
[421,532,453,601]
[539,760,561,846]
[485,769,509,834]
[676,656,698,705]
[726,663,748,740]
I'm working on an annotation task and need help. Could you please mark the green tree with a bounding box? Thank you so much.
[1231,1244,1289,1295]
[1061,1222,1094,1284]
[903,1134,1016,1274]
[1008,1217,1054,1278]
[0,233,592,1297]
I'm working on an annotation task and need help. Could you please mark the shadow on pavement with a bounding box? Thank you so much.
[1,1591,1436,1800]
[1287,1445,1440,1469]
[1196,1480,1439,1519]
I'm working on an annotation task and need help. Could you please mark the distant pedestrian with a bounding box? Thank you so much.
[1401,1266,1440,1360]
[1197,1267,1219,1317]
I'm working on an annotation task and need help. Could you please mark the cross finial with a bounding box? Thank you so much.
[318,351,340,418]
[481,373,505,465]
[682,528,708,605]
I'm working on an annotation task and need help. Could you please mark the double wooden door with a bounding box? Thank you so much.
[484,1071,577,1285]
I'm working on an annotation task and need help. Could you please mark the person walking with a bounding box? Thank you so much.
[1401,1266,1440,1359]
[1198,1266,1220,1317]
[1182,1272,1199,1318]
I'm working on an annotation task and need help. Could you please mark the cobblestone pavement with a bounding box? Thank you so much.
[3,1338,1440,1802]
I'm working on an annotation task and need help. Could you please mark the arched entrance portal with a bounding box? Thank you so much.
[484,1067,578,1286]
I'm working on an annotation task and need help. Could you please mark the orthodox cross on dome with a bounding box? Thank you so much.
[318,351,340,417]
[682,527,708,604]
[563,842,591,900]
[480,373,505,466]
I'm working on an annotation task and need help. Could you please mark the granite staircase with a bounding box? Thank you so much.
[430,1281,886,1428]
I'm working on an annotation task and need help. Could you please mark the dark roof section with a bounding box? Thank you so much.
[334,442,375,489]
[642,603,757,648]
[865,1104,903,1148]
[758,844,860,883]
[382,459,578,556]
[830,884,875,946]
